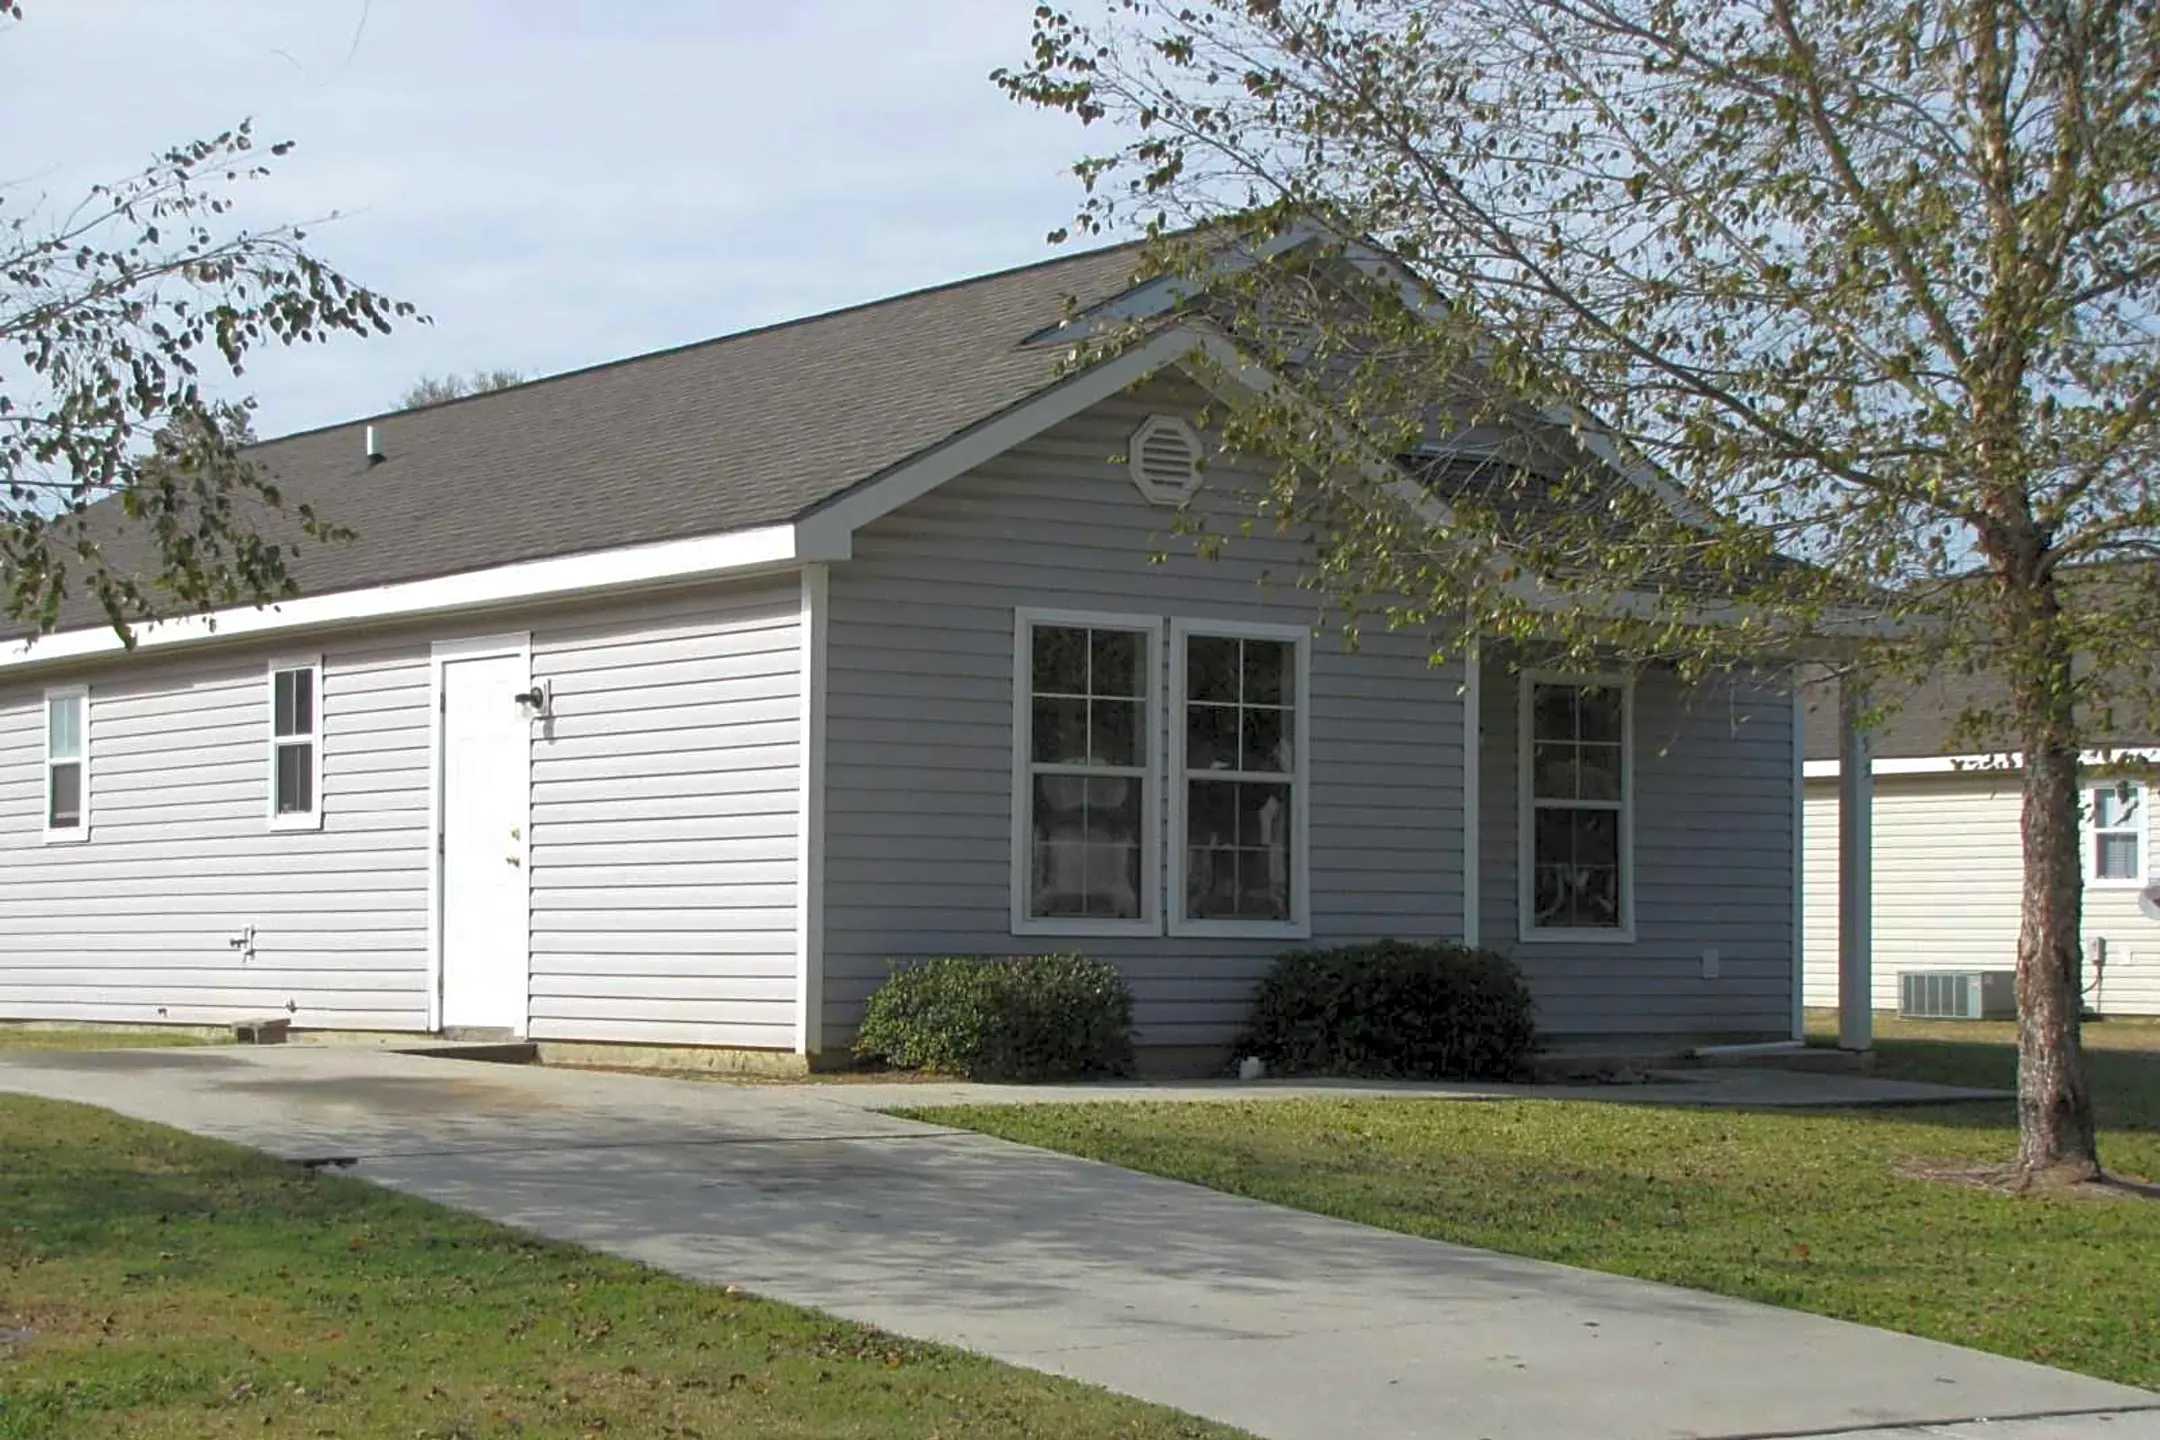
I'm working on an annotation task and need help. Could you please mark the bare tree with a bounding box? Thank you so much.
[1001,0,2160,1180]
[398,368,524,410]
[3,2,415,641]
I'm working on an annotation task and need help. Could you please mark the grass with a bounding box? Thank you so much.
[0,1097,1240,1440]
[908,1015,2160,1389]
[0,1027,214,1052]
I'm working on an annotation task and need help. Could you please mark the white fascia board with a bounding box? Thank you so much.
[800,325,1204,540]
[1802,748,2160,779]
[0,521,821,675]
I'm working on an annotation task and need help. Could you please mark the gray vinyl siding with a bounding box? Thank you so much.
[1479,662,1797,1035]
[0,637,433,1030]
[1802,774,2160,1016]
[528,584,802,1048]
[820,379,1467,1051]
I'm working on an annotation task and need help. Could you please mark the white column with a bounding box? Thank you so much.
[1837,680,1874,1051]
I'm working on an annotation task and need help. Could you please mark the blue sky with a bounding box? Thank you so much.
[4,2,1106,436]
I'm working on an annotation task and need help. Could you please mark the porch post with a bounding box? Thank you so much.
[1837,680,1874,1051]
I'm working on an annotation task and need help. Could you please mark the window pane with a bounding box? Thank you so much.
[1031,626,1089,694]
[1091,698,1143,767]
[1032,697,1089,764]
[1532,684,1577,742]
[2098,833,2141,881]
[47,761,82,829]
[274,668,315,739]
[1090,629,1144,699]
[1532,807,1621,928]
[1577,687,1623,743]
[1531,742,1577,800]
[1186,636,1240,703]
[46,695,82,760]
[1241,639,1293,706]
[1240,706,1292,774]
[2094,785,2141,831]
[276,742,315,816]
[1575,743,1623,802]
[1030,774,1141,918]
[1186,778,1292,920]
[1186,703,1239,771]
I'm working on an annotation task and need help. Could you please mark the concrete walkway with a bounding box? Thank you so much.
[3,1044,2153,1440]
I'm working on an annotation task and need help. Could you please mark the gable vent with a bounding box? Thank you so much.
[1129,415,1204,505]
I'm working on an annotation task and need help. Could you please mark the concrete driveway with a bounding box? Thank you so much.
[3,1044,2154,1440]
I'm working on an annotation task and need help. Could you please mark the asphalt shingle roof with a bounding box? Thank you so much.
[1802,670,2160,761]
[31,240,1148,635]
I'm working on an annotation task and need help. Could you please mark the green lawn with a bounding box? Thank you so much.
[0,1026,214,1052]
[0,1097,1239,1440]
[909,1017,2160,1389]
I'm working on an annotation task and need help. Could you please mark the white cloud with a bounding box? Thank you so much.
[3,1,1109,434]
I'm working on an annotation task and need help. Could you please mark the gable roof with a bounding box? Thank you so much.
[27,240,1149,637]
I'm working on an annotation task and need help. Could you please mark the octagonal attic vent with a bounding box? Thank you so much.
[1129,415,1204,505]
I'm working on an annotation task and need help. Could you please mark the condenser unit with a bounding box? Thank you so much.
[1897,970,2017,1021]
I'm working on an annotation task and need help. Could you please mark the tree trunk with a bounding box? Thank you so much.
[2012,605,2100,1182]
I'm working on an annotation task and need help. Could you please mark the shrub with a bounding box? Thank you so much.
[853,954,1135,1081]
[1241,940,1537,1080]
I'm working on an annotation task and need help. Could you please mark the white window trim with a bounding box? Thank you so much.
[1010,608,1164,938]
[41,684,89,845]
[1517,669,1636,944]
[267,655,325,832]
[1169,616,1313,940]
[2084,778,2148,890]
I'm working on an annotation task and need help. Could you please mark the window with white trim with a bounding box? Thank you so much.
[269,659,322,828]
[1522,675,1631,936]
[2089,780,2145,886]
[1015,615,1156,928]
[43,687,87,841]
[1174,624,1307,931]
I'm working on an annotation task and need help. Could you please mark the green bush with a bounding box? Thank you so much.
[1242,940,1537,1080]
[853,954,1135,1081]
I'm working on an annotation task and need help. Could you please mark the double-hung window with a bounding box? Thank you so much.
[1172,620,1309,936]
[269,658,323,829]
[2088,780,2146,888]
[1521,674,1632,940]
[43,687,88,842]
[1013,612,1159,933]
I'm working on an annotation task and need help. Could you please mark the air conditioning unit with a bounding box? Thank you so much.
[1898,970,2017,1021]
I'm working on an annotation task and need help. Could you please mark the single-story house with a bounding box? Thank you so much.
[0,232,1829,1066]
[1803,675,2160,1018]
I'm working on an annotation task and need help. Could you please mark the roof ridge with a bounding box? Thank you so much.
[254,235,1152,448]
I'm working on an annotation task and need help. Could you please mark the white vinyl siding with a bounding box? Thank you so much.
[0,639,432,1030]
[1804,773,2160,1016]
[0,579,805,1041]
[527,583,803,1050]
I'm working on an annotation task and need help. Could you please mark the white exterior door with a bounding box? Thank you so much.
[438,649,531,1033]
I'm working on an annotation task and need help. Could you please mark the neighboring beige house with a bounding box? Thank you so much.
[1802,677,2160,1018]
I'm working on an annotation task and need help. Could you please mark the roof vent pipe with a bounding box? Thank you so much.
[364,425,384,465]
